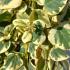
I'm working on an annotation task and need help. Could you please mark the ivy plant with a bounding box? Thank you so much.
[0,0,70,70]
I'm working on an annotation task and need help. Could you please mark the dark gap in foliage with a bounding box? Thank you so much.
[7,43,14,52]
[57,27,63,30]
[0,21,11,27]
[31,59,35,65]
[35,21,43,35]
[26,7,32,15]
[63,8,70,21]
[0,53,6,67]
[35,2,43,9]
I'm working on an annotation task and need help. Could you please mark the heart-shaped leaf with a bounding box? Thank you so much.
[49,48,69,61]
[48,23,70,50]
[1,53,23,70]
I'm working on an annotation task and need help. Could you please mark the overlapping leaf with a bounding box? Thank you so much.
[32,9,51,28]
[13,19,29,27]
[48,23,70,50]
[22,31,32,43]
[29,42,36,59]
[1,53,23,70]
[0,0,69,70]
[0,41,11,54]
[44,0,67,15]
[60,60,69,70]
[49,48,69,61]
[16,4,28,19]
[33,33,46,45]
[36,0,45,5]
[0,0,22,9]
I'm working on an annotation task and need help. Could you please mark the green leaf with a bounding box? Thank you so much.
[49,48,69,61]
[32,32,40,42]
[0,0,22,9]
[33,10,51,28]
[44,0,67,15]
[20,43,25,53]
[0,41,11,54]
[4,24,14,36]
[48,24,70,50]
[0,34,11,42]
[29,42,36,59]
[33,20,46,28]
[33,33,46,45]
[1,53,23,70]
[0,11,12,22]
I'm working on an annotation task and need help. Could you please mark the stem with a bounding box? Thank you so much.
[32,0,35,10]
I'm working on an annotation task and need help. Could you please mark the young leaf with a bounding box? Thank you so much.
[4,24,14,35]
[22,31,32,43]
[13,19,29,27]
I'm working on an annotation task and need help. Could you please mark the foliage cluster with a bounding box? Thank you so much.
[0,0,70,70]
